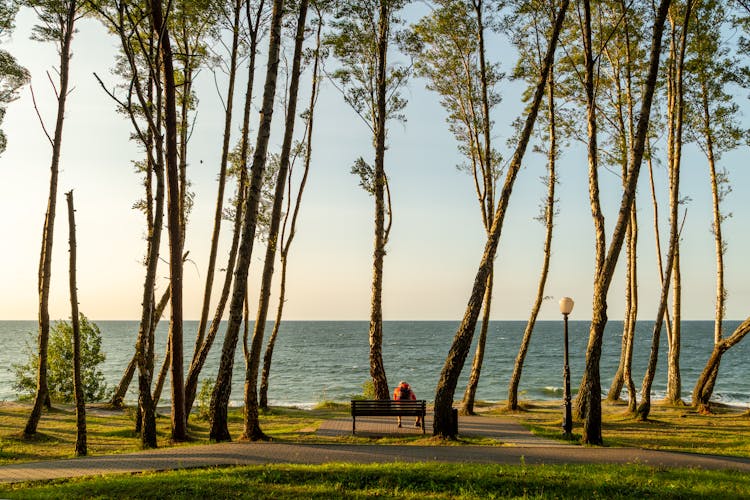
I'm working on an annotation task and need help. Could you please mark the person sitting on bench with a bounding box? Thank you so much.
[393,381,422,428]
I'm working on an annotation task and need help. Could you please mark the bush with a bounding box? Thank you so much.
[196,378,214,421]
[13,314,108,403]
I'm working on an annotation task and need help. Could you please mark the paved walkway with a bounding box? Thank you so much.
[2,414,750,484]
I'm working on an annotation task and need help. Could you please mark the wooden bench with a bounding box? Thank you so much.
[351,399,426,435]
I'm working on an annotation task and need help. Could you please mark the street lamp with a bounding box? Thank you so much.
[559,296,574,437]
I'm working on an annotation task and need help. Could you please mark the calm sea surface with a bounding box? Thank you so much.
[0,320,747,408]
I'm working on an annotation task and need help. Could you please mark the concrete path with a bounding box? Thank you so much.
[2,415,750,484]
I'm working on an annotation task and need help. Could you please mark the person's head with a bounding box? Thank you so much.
[399,381,410,389]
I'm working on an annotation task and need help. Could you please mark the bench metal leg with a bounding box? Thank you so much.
[352,416,355,435]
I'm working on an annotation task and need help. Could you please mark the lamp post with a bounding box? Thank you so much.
[559,296,574,437]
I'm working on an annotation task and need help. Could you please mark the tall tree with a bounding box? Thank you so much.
[410,0,503,415]
[0,0,29,155]
[432,0,569,438]
[259,1,325,410]
[505,0,560,410]
[65,191,86,457]
[149,0,187,442]
[241,0,308,441]
[91,0,168,446]
[184,0,267,415]
[24,0,81,438]
[688,0,746,410]
[208,0,285,442]
[575,0,672,444]
[327,0,410,400]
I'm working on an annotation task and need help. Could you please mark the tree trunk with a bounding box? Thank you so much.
[368,0,392,401]
[575,0,603,424]
[25,0,77,437]
[149,0,187,442]
[184,1,263,416]
[578,0,672,445]
[703,79,725,401]
[432,0,569,438]
[192,0,242,360]
[507,67,557,412]
[152,335,171,406]
[259,11,322,410]
[185,166,246,415]
[242,0,307,441]
[662,0,693,407]
[693,318,750,411]
[109,287,169,408]
[66,191,86,457]
[208,0,284,442]
[460,271,492,415]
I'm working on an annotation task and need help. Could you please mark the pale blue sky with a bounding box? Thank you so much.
[1,7,749,323]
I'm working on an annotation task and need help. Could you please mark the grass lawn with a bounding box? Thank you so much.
[1,462,749,499]
[2,400,750,498]
[510,400,750,457]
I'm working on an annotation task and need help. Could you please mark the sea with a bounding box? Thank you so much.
[1,320,748,408]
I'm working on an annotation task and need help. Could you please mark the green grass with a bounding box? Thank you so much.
[513,401,750,457]
[2,462,749,499]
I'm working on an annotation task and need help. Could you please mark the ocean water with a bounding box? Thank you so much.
[0,320,748,408]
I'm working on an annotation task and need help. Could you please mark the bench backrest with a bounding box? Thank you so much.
[351,399,426,416]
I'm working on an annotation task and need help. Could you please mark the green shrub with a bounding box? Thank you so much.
[13,314,108,403]
[196,378,214,421]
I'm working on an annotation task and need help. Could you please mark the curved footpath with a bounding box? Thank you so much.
[2,415,750,484]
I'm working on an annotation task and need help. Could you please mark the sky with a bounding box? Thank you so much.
[1,6,749,323]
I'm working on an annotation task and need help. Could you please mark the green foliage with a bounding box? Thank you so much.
[13,314,108,403]
[324,0,410,133]
[195,378,214,421]
[0,1,29,155]
[409,0,503,188]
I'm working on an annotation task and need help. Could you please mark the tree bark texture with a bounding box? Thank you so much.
[149,0,187,442]
[208,0,284,442]
[578,0,672,445]
[692,317,750,411]
[242,0,308,441]
[185,0,264,416]
[368,0,392,401]
[259,11,322,410]
[460,271,493,415]
[25,0,77,437]
[66,191,86,457]
[432,0,569,438]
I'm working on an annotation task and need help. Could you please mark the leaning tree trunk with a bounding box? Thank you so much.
[66,191,86,457]
[460,272,493,415]
[184,0,262,416]
[459,0,497,416]
[241,0,307,441]
[693,317,750,412]
[192,0,242,359]
[433,0,569,438]
[260,13,321,409]
[109,287,169,408]
[208,0,285,442]
[578,0,671,444]
[25,0,77,438]
[185,164,246,414]
[507,69,557,412]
